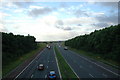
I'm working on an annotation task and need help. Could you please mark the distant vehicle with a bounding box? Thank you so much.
[64,46,68,50]
[48,46,51,49]
[38,64,44,70]
[48,70,56,79]
[47,45,51,49]
[46,45,49,48]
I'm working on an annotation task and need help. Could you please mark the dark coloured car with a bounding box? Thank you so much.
[64,46,68,50]
[48,70,56,80]
[38,64,44,70]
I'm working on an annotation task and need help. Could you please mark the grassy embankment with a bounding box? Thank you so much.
[3,43,46,77]
[54,46,78,80]
[62,42,120,69]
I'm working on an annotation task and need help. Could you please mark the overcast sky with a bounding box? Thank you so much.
[0,1,118,41]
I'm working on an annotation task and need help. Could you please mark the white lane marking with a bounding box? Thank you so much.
[69,51,120,77]
[14,48,46,80]
[102,73,107,78]
[31,74,34,78]
[58,49,80,79]
[89,73,94,78]
[53,47,62,80]
[45,74,47,78]
[47,66,48,69]
[48,61,49,62]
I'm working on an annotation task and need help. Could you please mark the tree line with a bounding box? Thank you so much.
[2,32,37,66]
[65,24,120,62]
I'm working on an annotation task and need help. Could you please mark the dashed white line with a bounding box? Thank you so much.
[47,66,48,68]
[14,48,46,80]
[45,74,47,78]
[89,73,94,78]
[31,74,34,78]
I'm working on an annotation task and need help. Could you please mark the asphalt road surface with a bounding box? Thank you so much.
[11,43,120,80]
[56,43,120,79]
[14,44,60,80]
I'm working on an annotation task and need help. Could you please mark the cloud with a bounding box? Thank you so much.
[55,20,74,31]
[56,20,64,25]
[14,9,24,13]
[28,7,52,17]
[55,25,73,31]
[0,12,11,19]
[75,9,89,17]
[13,2,32,8]
[98,2,118,8]
[77,24,82,26]
[63,26,72,30]
[59,3,69,8]
[92,23,109,28]
[64,17,96,25]
[29,5,44,9]
[0,21,8,32]
[95,15,118,25]
[54,17,97,31]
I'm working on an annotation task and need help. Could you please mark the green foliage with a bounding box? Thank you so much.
[2,32,37,66]
[65,24,120,63]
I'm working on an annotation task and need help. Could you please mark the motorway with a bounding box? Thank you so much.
[56,43,120,79]
[14,44,60,79]
[12,43,120,80]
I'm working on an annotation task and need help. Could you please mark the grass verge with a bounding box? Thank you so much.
[3,43,46,77]
[68,47,120,70]
[54,46,78,80]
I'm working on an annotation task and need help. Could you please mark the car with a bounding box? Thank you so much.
[38,64,44,70]
[48,46,51,49]
[47,45,51,49]
[46,45,49,48]
[64,46,68,50]
[48,70,56,80]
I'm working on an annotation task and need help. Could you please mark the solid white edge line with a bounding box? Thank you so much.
[89,73,94,78]
[57,46,80,80]
[30,74,34,78]
[14,48,46,80]
[53,47,62,80]
[69,50,120,77]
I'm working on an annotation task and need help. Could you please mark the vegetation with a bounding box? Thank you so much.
[2,32,46,76]
[65,24,120,65]
[54,46,78,80]
[3,43,46,77]
[2,32,37,65]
